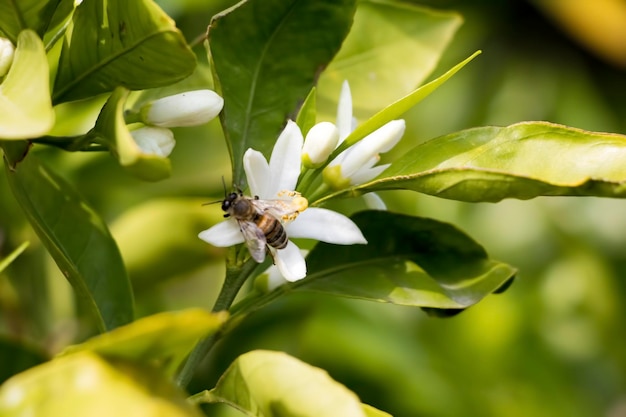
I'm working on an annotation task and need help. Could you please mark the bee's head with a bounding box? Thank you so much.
[221,192,239,216]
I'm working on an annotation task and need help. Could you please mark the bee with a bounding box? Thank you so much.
[222,190,308,262]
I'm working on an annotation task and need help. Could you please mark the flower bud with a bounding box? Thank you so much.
[301,122,339,168]
[0,37,15,77]
[131,126,175,157]
[140,90,224,127]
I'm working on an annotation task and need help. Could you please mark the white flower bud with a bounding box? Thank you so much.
[141,90,224,127]
[301,121,339,168]
[131,126,175,157]
[0,37,15,77]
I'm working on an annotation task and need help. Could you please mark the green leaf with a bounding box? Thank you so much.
[0,30,55,139]
[0,337,47,384]
[60,309,228,377]
[317,0,463,119]
[2,153,133,331]
[94,86,171,181]
[0,241,28,273]
[300,211,515,310]
[342,50,481,148]
[208,0,356,185]
[351,121,626,202]
[52,0,196,104]
[362,404,393,417]
[0,0,62,42]
[0,352,203,417]
[192,350,385,417]
[296,87,317,137]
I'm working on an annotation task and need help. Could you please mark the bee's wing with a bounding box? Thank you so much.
[251,199,300,222]
[238,220,267,263]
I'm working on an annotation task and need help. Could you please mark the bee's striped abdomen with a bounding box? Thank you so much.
[256,215,288,249]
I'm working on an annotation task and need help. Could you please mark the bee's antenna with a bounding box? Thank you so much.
[201,199,223,206]
[202,176,229,206]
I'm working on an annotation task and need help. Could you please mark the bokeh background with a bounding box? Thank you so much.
[2,1,626,416]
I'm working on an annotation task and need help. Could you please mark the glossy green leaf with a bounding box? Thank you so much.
[192,350,385,417]
[349,121,626,202]
[0,241,28,273]
[317,0,463,119]
[0,0,62,42]
[94,87,171,181]
[296,87,317,137]
[0,30,55,139]
[60,309,228,376]
[2,153,133,331]
[43,0,75,47]
[342,50,481,148]
[208,0,356,185]
[299,211,515,310]
[0,337,47,384]
[52,0,196,103]
[0,352,203,417]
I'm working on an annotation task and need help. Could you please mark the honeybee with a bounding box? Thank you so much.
[222,190,308,262]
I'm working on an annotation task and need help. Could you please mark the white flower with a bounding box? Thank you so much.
[0,37,14,77]
[256,249,309,291]
[140,90,224,128]
[199,120,367,282]
[130,126,175,157]
[321,80,406,190]
[301,122,339,168]
[323,119,405,189]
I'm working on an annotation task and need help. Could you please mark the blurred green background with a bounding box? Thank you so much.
[2,1,626,416]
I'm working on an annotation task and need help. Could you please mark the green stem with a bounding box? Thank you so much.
[175,253,259,388]
[189,32,208,49]
[307,183,331,206]
[31,131,106,152]
[296,168,319,196]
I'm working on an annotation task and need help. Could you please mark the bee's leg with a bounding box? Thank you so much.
[266,246,277,264]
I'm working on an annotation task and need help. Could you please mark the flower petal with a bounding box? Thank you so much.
[268,120,303,195]
[363,193,387,210]
[336,80,353,142]
[273,241,307,281]
[261,248,309,290]
[264,264,289,291]
[287,208,367,244]
[198,219,244,246]
[131,126,175,157]
[333,119,405,179]
[244,148,270,197]
[349,163,390,186]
